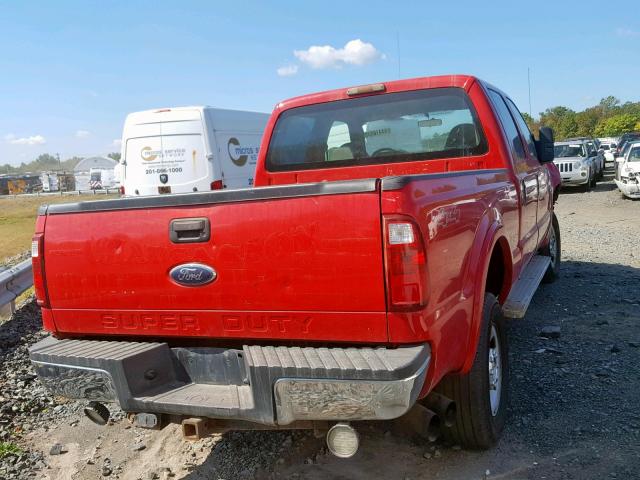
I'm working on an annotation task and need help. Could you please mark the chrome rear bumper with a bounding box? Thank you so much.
[30,338,430,426]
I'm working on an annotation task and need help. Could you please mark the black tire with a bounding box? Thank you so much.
[590,170,597,187]
[435,293,508,449]
[582,172,592,192]
[541,213,561,283]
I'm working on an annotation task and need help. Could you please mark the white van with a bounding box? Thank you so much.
[89,168,116,190]
[119,106,269,196]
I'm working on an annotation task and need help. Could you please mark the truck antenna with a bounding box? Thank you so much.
[527,67,532,117]
[396,32,401,79]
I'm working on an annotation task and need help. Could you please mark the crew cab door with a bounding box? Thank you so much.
[505,97,552,250]
[487,90,540,268]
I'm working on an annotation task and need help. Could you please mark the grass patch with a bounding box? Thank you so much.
[0,441,22,457]
[0,194,117,265]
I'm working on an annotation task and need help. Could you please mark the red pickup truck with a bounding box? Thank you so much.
[29,75,560,457]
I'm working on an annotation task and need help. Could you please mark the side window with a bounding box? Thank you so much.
[487,90,528,174]
[505,97,539,162]
[326,121,353,161]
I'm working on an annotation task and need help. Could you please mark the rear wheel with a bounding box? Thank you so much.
[583,171,592,192]
[435,293,508,449]
[541,213,561,283]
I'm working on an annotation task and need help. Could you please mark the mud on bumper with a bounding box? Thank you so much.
[29,338,430,426]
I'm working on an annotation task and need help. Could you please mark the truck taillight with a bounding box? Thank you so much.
[31,233,49,308]
[210,180,223,190]
[383,217,428,311]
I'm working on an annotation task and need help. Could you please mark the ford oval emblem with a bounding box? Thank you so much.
[170,263,217,287]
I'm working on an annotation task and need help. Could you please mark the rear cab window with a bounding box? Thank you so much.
[266,88,488,171]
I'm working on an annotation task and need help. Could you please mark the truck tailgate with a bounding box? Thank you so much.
[42,180,388,343]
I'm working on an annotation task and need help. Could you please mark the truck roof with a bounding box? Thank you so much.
[275,74,481,111]
[124,106,268,125]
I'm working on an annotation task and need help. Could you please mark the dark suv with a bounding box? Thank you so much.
[617,132,640,156]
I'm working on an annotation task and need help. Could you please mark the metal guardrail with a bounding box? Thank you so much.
[0,188,120,198]
[0,259,33,314]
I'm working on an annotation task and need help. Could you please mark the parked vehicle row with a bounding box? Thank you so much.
[553,137,603,191]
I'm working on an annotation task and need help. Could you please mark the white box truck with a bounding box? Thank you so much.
[119,106,269,196]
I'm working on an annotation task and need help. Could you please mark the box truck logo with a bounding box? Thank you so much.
[141,146,161,162]
[228,137,248,167]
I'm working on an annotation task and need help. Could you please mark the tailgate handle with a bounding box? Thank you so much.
[169,218,210,243]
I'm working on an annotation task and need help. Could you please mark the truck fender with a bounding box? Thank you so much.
[459,215,512,374]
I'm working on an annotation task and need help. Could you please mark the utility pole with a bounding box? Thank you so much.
[56,153,61,171]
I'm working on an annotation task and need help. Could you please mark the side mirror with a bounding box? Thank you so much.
[535,126,554,162]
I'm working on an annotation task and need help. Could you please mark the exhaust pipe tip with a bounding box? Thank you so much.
[424,392,456,428]
[441,402,456,428]
[424,413,441,442]
[326,423,359,458]
[83,401,110,426]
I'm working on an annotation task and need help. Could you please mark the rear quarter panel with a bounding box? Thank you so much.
[382,169,518,392]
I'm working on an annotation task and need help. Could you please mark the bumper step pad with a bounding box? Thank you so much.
[30,338,429,425]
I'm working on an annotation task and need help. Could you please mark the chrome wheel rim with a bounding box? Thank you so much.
[488,324,502,416]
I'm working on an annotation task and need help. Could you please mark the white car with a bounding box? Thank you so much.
[553,141,596,191]
[599,142,617,163]
[615,141,640,199]
[585,140,605,178]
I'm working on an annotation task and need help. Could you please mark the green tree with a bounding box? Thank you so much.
[594,113,640,137]
[522,112,540,135]
[107,152,121,162]
[539,106,579,140]
[575,108,600,137]
[598,96,620,116]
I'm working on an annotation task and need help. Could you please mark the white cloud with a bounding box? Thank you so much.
[294,39,384,70]
[75,129,91,138]
[112,138,122,147]
[616,27,640,37]
[277,64,299,77]
[5,133,46,145]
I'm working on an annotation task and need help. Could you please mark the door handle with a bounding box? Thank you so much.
[169,217,210,243]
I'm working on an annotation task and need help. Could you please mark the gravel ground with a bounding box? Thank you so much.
[0,165,638,479]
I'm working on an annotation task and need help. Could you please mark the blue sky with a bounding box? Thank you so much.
[1,0,638,165]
